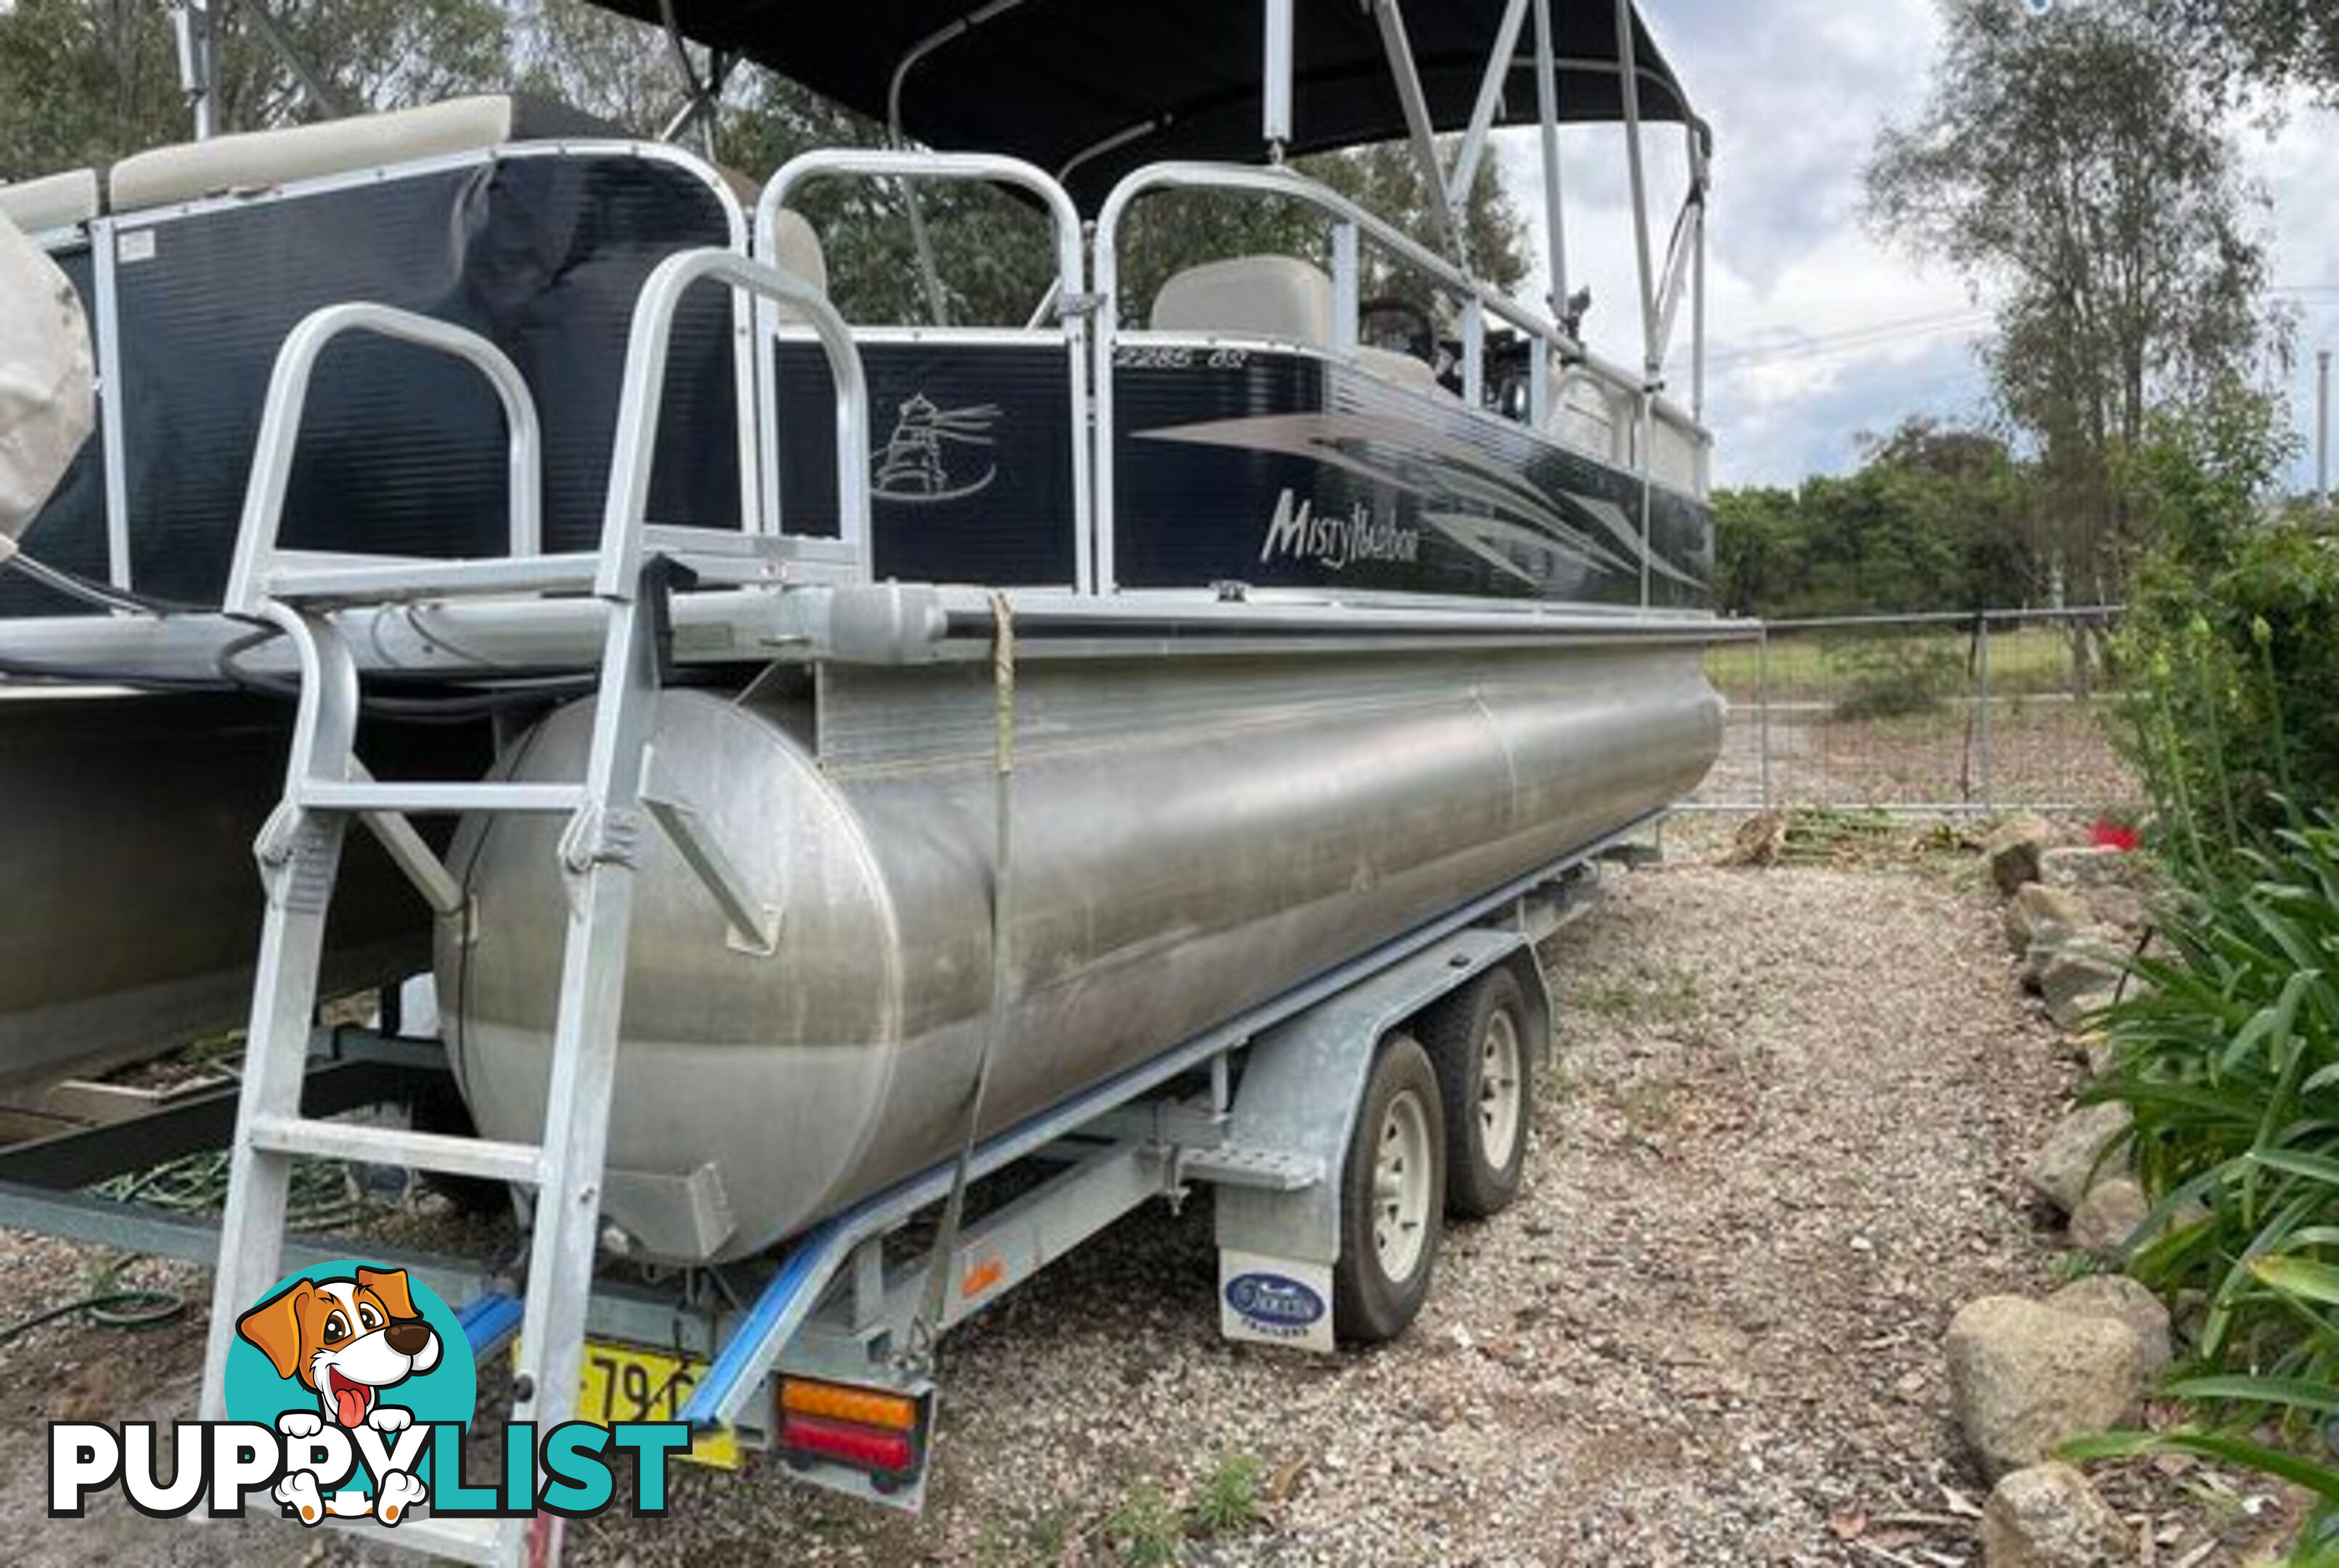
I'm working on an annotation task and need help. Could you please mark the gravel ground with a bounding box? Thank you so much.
[0,857,2294,1564]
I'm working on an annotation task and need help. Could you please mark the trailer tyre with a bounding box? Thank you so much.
[1422,965,1533,1219]
[1332,1032,1445,1345]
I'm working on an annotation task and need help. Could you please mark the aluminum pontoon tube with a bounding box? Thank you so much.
[0,692,455,1087]
[440,638,1721,1263]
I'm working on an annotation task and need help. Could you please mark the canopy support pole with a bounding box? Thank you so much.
[1446,0,1532,220]
[174,0,222,141]
[885,4,1045,330]
[1689,127,1708,422]
[1531,0,1570,349]
[656,3,732,169]
[1263,0,1294,159]
[232,0,352,123]
[1369,0,1464,259]
[657,58,735,160]
[1614,0,1659,385]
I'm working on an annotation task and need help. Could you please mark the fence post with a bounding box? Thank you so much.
[1755,627,1772,810]
[1975,613,1993,814]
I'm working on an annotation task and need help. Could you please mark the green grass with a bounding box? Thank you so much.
[1187,1453,1266,1538]
[1569,967,1702,1028]
[1103,1477,1181,1566]
[1702,624,2098,706]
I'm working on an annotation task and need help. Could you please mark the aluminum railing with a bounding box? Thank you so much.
[1090,158,1712,595]
[757,150,1095,591]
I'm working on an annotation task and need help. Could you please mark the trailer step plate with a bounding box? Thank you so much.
[1180,1145,1320,1191]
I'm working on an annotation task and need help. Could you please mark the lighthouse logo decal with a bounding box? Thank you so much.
[872,392,1000,503]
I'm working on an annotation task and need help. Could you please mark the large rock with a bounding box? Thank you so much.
[2025,1102,2134,1216]
[1988,814,2057,895]
[2040,945,2128,1030]
[2041,846,2140,891]
[2046,1275,2172,1380]
[1946,1295,2143,1479]
[2082,883,2152,935]
[2005,884,2094,955]
[2068,1177,2151,1258]
[1982,1462,2131,1567]
[2021,922,2124,990]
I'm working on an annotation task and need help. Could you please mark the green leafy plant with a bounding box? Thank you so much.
[2049,1249,2105,1285]
[2113,393,2334,870]
[1826,636,1964,720]
[1186,1453,1266,1538]
[2090,818,2339,1369]
[2078,815,2339,1557]
[1102,1477,1181,1567]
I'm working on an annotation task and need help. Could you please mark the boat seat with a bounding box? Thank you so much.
[1358,346,1447,396]
[0,168,101,234]
[764,206,829,300]
[1151,254,1336,345]
[693,164,825,301]
[107,94,626,211]
[1151,253,1450,397]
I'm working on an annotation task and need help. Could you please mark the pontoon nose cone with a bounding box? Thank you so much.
[438,690,907,1262]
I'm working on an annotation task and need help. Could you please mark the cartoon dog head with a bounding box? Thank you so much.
[237,1266,442,1429]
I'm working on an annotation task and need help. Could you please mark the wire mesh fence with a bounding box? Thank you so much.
[1689,608,2137,814]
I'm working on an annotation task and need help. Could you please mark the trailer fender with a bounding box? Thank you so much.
[1212,924,1533,1351]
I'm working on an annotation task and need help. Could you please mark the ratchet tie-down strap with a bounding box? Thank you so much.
[911,590,1016,1362]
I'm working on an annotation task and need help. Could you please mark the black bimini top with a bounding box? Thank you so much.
[597,1,1702,208]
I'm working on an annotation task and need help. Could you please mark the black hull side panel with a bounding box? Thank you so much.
[772,338,1079,587]
[8,152,740,616]
[1114,354,1711,608]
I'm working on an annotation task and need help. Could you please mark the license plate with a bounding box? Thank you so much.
[521,1339,741,1469]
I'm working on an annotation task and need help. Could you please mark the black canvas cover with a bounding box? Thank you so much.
[119,152,741,606]
[596,1,1699,208]
[6,148,743,617]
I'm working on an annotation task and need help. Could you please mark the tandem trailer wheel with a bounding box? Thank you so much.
[1421,963,1534,1220]
[1331,1032,1445,1344]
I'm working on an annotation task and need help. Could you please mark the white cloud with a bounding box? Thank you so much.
[1491,0,2335,492]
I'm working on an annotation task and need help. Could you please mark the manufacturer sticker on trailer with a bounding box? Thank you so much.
[1217,1250,1335,1353]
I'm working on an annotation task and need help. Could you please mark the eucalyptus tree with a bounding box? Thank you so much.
[0,0,511,181]
[1865,0,2281,613]
[2170,0,2339,101]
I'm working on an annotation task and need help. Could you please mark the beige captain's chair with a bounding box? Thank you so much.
[1150,253,1447,396]
[1151,254,1336,344]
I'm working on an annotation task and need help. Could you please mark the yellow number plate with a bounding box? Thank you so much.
[518,1339,741,1469]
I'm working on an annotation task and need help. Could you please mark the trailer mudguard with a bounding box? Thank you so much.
[1213,923,1549,1351]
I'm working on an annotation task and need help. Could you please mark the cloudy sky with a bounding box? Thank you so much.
[1495,0,2338,494]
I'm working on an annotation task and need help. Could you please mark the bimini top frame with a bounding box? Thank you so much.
[589,0,1705,203]
[597,0,1713,415]
[167,1,1710,415]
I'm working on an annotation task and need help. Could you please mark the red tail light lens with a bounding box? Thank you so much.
[780,1412,915,1474]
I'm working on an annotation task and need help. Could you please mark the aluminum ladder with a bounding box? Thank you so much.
[194,250,872,1567]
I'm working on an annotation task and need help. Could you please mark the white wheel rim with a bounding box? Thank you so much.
[1477,1008,1524,1171]
[1372,1086,1434,1282]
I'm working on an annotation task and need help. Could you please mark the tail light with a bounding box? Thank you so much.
[777,1376,927,1491]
